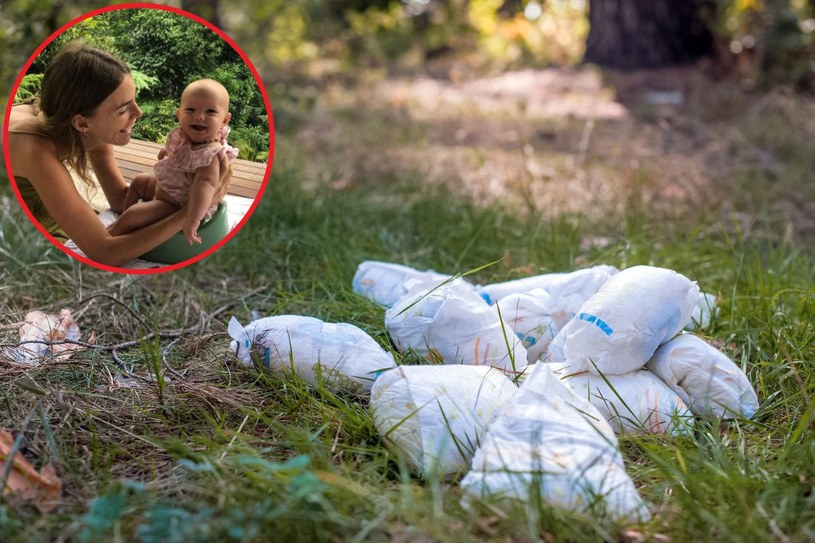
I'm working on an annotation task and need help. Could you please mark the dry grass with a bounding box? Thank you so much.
[290,64,815,246]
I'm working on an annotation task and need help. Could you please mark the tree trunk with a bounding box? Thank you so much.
[583,0,715,70]
[181,0,223,29]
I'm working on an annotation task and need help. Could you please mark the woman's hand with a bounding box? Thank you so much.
[210,152,233,206]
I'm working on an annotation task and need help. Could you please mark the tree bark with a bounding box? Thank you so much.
[181,0,223,29]
[584,0,715,70]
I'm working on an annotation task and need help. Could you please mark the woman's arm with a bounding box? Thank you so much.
[10,134,185,266]
[87,145,129,213]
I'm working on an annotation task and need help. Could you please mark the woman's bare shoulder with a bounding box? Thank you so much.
[8,104,43,133]
[7,108,61,174]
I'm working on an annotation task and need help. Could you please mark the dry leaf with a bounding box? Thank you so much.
[0,429,61,513]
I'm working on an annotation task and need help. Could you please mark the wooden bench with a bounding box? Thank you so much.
[113,138,268,199]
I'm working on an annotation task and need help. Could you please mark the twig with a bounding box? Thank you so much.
[331,420,343,454]
[219,414,250,461]
[161,337,186,381]
[0,332,183,353]
[111,349,136,376]
[575,118,595,171]
[75,293,152,331]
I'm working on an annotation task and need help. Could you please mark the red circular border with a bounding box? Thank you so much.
[2,2,274,274]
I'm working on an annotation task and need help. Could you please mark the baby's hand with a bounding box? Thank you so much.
[158,148,167,160]
[183,219,203,245]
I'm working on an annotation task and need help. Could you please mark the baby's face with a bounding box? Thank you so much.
[177,82,231,143]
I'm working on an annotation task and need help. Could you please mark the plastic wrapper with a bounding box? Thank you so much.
[461,363,649,523]
[558,265,700,375]
[543,327,567,363]
[496,274,610,363]
[496,291,562,363]
[477,265,618,305]
[687,292,718,330]
[371,364,517,476]
[646,334,759,419]
[1,309,90,365]
[552,364,694,435]
[352,260,453,307]
[228,315,396,396]
[385,281,528,372]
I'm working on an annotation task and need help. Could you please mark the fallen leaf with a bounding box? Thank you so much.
[0,429,62,513]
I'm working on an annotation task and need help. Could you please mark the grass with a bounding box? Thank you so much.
[2,60,815,543]
[2,144,814,540]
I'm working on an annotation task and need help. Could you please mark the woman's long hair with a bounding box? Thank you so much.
[35,41,130,184]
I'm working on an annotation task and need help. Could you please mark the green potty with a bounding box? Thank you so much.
[140,201,230,265]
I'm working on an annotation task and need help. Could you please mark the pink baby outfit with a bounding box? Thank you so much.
[154,126,239,217]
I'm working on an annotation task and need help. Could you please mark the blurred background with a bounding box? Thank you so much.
[3,0,814,96]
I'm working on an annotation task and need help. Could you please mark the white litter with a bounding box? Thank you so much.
[552,364,694,436]
[557,265,700,375]
[385,280,528,372]
[461,362,650,523]
[477,265,618,305]
[1,310,89,365]
[371,364,518,476]
[687,292,718,330]
[352,260,454,307]
[646,333,759,419]
[496,290,564,363]
[228,315,397,396]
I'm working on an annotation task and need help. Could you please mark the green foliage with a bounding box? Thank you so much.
[0,0,110,105]
[13,73,42,102]
[78,481,144,543]
[12,69,157,105]
[717,0,815,88]
[131,99,177,145]
[21,7,269,160]
[0,506,24,537]
[69,452,367,542]
[345,3,416,64]
[131,70,160,95]
[228,125,270,162]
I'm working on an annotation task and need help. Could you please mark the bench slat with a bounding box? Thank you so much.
[113,138,267,199]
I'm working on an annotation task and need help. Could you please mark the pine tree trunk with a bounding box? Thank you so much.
[583,0,715,69]
[181,0,223,28]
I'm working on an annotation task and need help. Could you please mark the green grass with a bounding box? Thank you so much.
[2,141,814,541]
[3,55,815,540]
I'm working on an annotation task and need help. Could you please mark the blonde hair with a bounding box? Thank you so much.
[35,41,130,184]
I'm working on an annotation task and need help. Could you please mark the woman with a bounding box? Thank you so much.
[7,41,231,267]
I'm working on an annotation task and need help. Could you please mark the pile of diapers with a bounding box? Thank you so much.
[226,260,760,523]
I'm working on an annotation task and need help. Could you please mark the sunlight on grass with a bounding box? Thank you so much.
[2,147,813,540]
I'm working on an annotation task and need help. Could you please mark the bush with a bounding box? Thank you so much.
[23,8,270,159]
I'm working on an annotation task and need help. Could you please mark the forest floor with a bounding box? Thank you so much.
[2,55,815,542]
[287,60,815,248]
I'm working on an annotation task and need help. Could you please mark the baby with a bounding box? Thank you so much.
[110,78,238,244]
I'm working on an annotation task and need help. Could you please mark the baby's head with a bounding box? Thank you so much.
[176,79,231,144]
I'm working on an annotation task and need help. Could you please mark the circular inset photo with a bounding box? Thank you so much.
[3,3,273,273]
